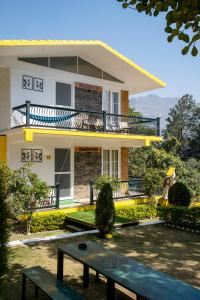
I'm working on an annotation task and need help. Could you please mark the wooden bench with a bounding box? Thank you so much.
[21,266,84,300]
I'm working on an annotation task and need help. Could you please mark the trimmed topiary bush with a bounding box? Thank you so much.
[168,182,191,207]
[95,183,115,237]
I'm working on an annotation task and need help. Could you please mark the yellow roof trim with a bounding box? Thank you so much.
[0,40,166,88]
[23,127,162,144]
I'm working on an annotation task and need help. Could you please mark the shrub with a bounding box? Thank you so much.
[0,163,11,279]
[30,211,67,233]
[9,166,50,234]
[157,206,200,230]
[94,175,119,191]
[168,182,191,207]
[95,183,115,236]
[117,204,157,221]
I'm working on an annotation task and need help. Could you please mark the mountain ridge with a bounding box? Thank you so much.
[129,94,179,129]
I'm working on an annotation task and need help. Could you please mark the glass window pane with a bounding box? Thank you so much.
[78,57,102,78]
[55,149,70,173]
[50,57,77,73]
[113,92,119,114]
[18,57,49,67]
[103,91,111,113]
[103,71,123,83]
[56,82,71,107]
[55,174,70,197]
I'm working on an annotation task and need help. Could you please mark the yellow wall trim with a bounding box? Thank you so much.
[0,40,166,88]
[23,128,162,144]
[0,135,7,163]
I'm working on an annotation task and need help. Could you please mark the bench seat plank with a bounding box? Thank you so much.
[23,266,84,300]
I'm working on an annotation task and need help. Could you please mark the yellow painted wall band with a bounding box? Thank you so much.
[0,135,7,163]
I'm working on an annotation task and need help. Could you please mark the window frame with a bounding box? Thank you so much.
[55,80,75,109]
[102,90,121,115]
[102,148,121,179]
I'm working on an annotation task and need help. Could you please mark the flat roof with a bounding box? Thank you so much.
[0,40,166,94]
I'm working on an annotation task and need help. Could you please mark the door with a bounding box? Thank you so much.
[102,91,120,130]
[55,148,71,199]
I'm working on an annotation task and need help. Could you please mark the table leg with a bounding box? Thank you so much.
[21,274,26,300]
[57,249,64,282]
[107,278,115,300]
[83,264,89,288]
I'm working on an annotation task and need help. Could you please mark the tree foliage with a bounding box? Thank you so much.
[0,163,11,280]
[117,0,200,56]
[95,183,115,237]
[164,94,200,159]
[129,146,200,197]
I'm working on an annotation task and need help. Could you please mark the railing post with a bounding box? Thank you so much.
[56,184,60,209]
[157,117,160,136]
[26,100,31,127]
[103,110,107,132]
[89,180,94,205]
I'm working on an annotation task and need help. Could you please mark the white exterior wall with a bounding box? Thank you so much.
[0,56,125,109]
[7,134,75,198]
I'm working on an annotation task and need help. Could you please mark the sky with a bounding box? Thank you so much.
[0,0,199,100]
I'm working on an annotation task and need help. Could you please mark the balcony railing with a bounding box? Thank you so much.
[12,101,160,136]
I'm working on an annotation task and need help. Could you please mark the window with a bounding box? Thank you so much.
[103,150,119,179]
[56,82,71,107]
[78,57,102,78]
[55,149,71,198]
[18,57,49,67]
[102,91,119,114]
[50,56,77,73]
[18,56,123,82]
[103,71,123,83]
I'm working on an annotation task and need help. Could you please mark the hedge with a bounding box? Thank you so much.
[30,204,158,233]
[30,212,67,233]
[116,205,157,221]
[157,206,200,231]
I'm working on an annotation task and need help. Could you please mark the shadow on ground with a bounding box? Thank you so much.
[1,224,200,299]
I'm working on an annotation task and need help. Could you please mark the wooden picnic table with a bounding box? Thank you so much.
[57,241,200,300]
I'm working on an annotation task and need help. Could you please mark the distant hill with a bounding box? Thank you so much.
[130,94,179,130]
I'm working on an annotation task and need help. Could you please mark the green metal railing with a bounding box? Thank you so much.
[35,184,60,210]
[89,178,145,205]
[12,101,161,136]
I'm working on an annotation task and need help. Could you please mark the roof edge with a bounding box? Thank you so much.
[0,39,166,88]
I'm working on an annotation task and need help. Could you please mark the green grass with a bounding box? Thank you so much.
[67,210,132,225]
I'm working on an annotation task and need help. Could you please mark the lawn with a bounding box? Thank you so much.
[67,210,133,228]
[1,225,200,300]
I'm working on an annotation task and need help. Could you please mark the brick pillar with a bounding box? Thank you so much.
[121,147,128,181]
[121,90,129,115]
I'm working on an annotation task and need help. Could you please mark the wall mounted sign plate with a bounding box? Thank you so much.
[33,77,43,92]
[32,149,43,162]
[22,75,33,90]
[21,149,32,162]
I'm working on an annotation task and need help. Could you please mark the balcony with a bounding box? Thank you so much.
[12,101,160,137]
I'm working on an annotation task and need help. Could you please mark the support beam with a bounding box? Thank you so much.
[24,130,33,142]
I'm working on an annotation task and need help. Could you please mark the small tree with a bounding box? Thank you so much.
[95,183,115,237]
[0,163,11,280]
[9,166,49,234]
[95,175,120,191]
[143,168,163,202]
[168,182,191,207]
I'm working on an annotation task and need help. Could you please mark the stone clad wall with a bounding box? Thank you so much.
[75,86,102,112]
[74,149,102,200]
